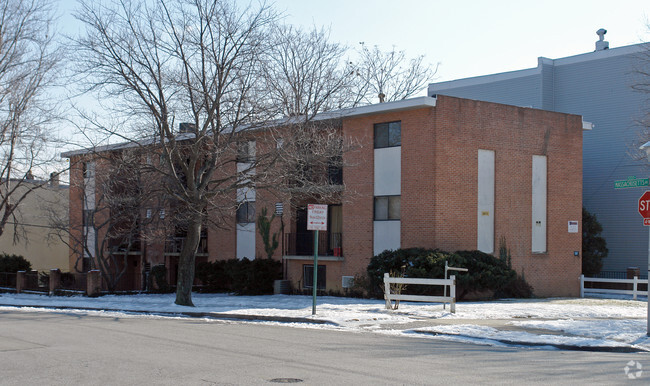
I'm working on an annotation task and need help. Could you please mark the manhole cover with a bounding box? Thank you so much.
[268,378,303,383]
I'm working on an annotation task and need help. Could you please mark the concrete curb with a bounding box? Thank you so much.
[411,330,649,353]
[0,303,338,325]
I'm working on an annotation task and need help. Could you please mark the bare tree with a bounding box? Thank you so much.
[71,1,433,306]
[73,0,281,306]
[49,149,164,292]
[0,0,62,239]
[263,25,350,119]
[351,43,438,104]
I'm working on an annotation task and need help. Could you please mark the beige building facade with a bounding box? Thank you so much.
[0,178,69,272]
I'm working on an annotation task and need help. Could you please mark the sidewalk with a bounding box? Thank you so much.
[1,292,649,352]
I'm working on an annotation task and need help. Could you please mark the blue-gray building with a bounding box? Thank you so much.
[429,32,649,276]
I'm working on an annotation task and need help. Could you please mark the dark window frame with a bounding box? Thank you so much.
[236,201,256,224]
[237,140,256,163]
[82,209,94,227]
[374,121,401,149]
[374,195,401,221]
[302,264,326,290]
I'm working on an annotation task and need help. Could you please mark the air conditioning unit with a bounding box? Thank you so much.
[341,276,354,289]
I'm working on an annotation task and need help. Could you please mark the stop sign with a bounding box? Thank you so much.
[639,191,650,220]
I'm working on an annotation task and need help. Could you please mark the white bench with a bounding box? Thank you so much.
[383,273,457,313]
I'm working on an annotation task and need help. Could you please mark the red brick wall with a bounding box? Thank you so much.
[66,96,583,296]
[340,96,582,296]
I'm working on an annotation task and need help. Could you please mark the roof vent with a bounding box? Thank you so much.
[595,28,609,51]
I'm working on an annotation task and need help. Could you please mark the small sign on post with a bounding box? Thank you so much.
[307,204,327,231]
[638,191,650,336]
[307,204,327,315]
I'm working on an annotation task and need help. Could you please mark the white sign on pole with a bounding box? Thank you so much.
[307,204,328,231]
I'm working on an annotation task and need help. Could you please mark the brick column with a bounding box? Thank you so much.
[49,269,61,296]
[87,270,102,297]
[16,271,26,294]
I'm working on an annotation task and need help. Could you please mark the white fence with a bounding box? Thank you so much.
[383,273,457,313]
[580,274,648,300]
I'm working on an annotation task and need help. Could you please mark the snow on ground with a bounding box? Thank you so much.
[1,292,649,351]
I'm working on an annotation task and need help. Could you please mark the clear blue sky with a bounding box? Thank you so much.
[58,0,650,86]
[271,0,650,84]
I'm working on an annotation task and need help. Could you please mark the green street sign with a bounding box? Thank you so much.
[614,176,649,189]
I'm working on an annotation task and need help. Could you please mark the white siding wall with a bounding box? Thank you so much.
[374,147,401,196]
[532,155,547,253]
[237,223,256,259]
[477,150,495,253]
[373,146,401,255]
[83,162,95,209]
[373,221,401,255]
[84,228,96,258]
[236,141,256,259]
[83,161,95,258]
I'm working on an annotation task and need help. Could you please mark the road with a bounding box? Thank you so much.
[0,308,645,385]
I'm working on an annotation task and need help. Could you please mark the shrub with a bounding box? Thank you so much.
[147,265,171,293]
[582,207,607,276]
[366,248,533,300]
[196,260,231,292]
[0,253,31,273]
[195,258,282,295]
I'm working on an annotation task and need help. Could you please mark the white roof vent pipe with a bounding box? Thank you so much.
[595,28,609,51]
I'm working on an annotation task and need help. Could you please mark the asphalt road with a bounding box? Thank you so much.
[0,309,646,385]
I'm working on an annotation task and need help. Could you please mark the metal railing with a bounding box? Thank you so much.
[59,272,88,292]
[0,272,16,289]
[283,232,342,257]
[165,236,208,255]
[22,271,48,293]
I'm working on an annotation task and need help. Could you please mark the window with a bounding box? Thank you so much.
[237,140,256,162]
[374,121,401,148]
[236,201,256,223]
[303,264,326,290]
[374,195,400,220]
[327,156,343,185]
[82,162,95,178]
[82,209,94,227]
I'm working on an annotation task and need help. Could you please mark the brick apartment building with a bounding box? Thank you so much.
[64,95,586,297]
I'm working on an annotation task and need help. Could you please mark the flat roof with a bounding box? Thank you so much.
[429,43,647,91]
[61,97,439,157]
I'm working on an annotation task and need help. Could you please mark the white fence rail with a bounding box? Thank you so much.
[580,274,648,300]
[383,273,457,313]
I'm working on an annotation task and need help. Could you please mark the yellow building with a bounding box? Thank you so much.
[0,177,69,272]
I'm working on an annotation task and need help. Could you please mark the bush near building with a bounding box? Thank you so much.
[196,258,282,295]
[0,253,31,273]
[582,207,608,277]
[366,248,533,300]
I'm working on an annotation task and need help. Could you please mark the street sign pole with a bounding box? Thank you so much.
[307,204,327,316]
[637,191,650,336]
[312,229,318,316]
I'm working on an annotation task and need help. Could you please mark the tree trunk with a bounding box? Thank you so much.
[175,217,202,306]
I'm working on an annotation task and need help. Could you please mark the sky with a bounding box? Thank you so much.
[52,0,650,153]
[56,0,650,95]
[269,0,650,83]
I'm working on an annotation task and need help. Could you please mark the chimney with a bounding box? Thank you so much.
[50,172,59,187]
[595,28,609,51]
